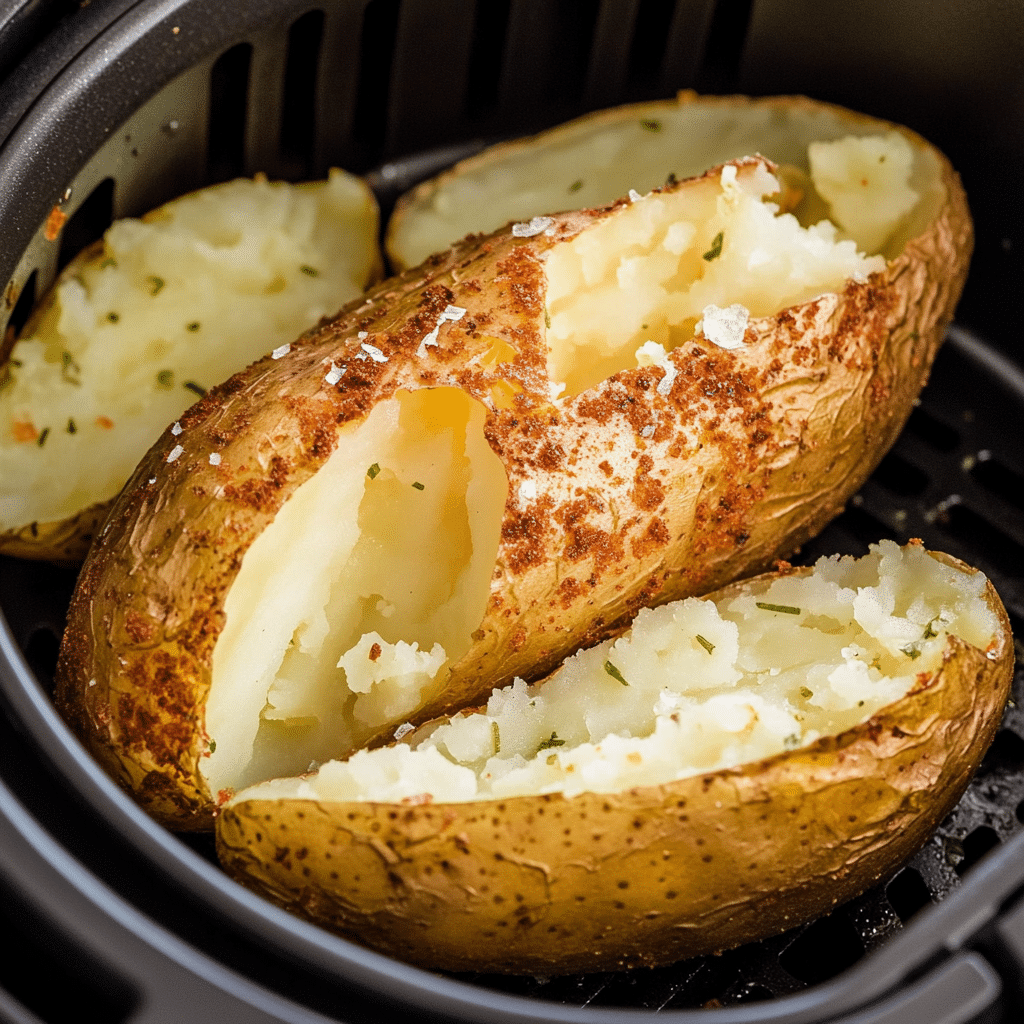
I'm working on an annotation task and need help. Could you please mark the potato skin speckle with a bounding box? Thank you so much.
[55,106,971,831]
[216,556,1012,975]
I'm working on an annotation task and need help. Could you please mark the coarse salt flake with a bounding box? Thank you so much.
[394,722,414,741]
[629,188,643,202]
[357,331,368,340]
[171,421,182,436]
[635,340,677,395]
[359,343,388,363]
[641,424,655,438]
[440,304,466,322]
[325,363,345,385]
[519,480,537,502]
[167,444,184,463]
[700,304,750,350]
[271,344,291,359]
[417,328,440,358]
[209,452,221,466]
[512,216,554,238]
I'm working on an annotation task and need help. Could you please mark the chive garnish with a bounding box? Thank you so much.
[208,739,217,753]
[702,231,724,261]
[148,276,165,295]
[60,351,81,385]
[604,660,629,686]
[183,381,206,397]
[412,481,425,490]
[100,257,117,269]
[568,179,583,193]
[537,732,565,752]
[923,620,939,639]
[106,311,120,324]
[695,635,715,654]
[544,308,552,329]
[902,644,921,660]
[491,721,500,755]
[756,602,801,615]
[367,463,381,480]
[799,686,813,699]
[37,427,50,447]
[156,369,174,389]
[783,733,800,750]
[640,118,662,132]
[66,418,77,434]
[300,265,320,277]
[186,321,200,332]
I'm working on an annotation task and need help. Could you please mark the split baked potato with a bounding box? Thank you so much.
[56,99,970,831]
[216,542,1013,973]
[0,169,381,561]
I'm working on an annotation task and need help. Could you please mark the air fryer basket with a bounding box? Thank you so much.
[1,1,1023,1022]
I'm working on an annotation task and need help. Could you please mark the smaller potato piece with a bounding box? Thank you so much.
[217,542,1014,975]
[0,170,381,561]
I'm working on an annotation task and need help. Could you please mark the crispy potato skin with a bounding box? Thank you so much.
[56,133,970,829]
[216,557,1013,974]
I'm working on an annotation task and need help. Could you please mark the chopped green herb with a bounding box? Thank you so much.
[902,644,921,660]
[367,462,381,480]
[183,380,206,397]
[147,276,165,296]
[60,350,81,385]
[702,231,724,261]
[537,732,565,752]
[412,481,425,490]
[66,418,77,434]
[568,179,583,193]
[106,311,120,324]
[491,721,500,755]
[100,257,117,270]
[544,307,551,329]
[695,634,715,654]
[156,369,174,389]
[37,427,50,447]
[665,172,678,187]
[300,265,320,277]
[923,619,939,639]
[799,686,813,699]
[783,733,801,750]
[186,321,200,332]
[604,660,629,686]
[208,738,217,753]
[640,118,662,132]
[755,601,801,615]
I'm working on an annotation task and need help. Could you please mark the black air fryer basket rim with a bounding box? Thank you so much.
[0,1,1022,1021]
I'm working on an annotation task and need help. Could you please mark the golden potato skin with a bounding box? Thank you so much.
[216,559,1013,974]
[56,141,970,830]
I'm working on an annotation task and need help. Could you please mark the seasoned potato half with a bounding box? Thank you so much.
[57,146,969,829]
[0,170,381,561]
[388,91,950,270]
[217,542,1014,974]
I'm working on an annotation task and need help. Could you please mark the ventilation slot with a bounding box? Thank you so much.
[352,0,402,165]
[280,10,326,178]
[886,867,933,923]
[627,0,677,90]
[778,912,864,985]
[58,177,114,273]
[971,452,1024,510]
[872,451,930,497]
[906,406,961,452]
[208,43,253,182]
[954,826,1001,877]
[465,0,511,119]
[938,504,1024,576]
[543,0,601,108]
[695,0,756,92]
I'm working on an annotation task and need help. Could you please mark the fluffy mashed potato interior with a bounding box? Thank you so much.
[234,542,998,806]
[205,387,508,794]
[544,156,888,396]
[0,170,378,532]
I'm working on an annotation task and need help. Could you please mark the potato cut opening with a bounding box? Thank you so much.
[236,542,999,806]
[544,158,886,396]
[0,170,379,535]
[205,387,508,793]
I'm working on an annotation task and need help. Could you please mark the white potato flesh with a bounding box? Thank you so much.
[235,541,997,806]
[205,387,508,794]
[0,170,379,533]
[545,161,884,395]
[390,102,945,268]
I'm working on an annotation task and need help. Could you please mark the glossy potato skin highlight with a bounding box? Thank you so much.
[56,138,970,831]
[216,557,1013,974]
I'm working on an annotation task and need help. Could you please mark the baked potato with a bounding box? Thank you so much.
[0,169,381,561]
[388,91,952,271]
[216,541,1013,974]
[56,127,969,830]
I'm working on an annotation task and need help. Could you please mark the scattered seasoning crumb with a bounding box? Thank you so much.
[604,660,629,686]
[96,415,114,429]
[546,753,558,766]
[271,344,291,360]
[208,739,217,753]
[44,205,68,240]
[537,732,565,752]
[367,462,380,480]
[66,418,76,434]
[156,369,174,388]
[756,602,801,615]
[518,479,537,502]
[209,452,221,466]
[183,381,206,396]
[641,424,655,439]
[568,179,583,192]
[167,444,184,463]
[702,231,724,261]
[640,118,661,132]
[799,686,813,699]
[394,722,414,741]
[695,635,715,654]
[37,427,50,447]
[368,642,382,662]
[147,276,164,295]
[186,321,200,332]
[300,265,320,277]
[492,721,500,754]
[60,350,81,385]
[171,421,183,436]
[783,733,801,750]
[512,215,554,238]
[106,311,120,324]
[412,481,425,490]
[357,331,368,340]
[544,308,551,329]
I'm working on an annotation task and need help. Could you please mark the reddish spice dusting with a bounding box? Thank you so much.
[96,416,114,429]
[369,643,382,662]
[12,419,38,442]
[44,205,68,241]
